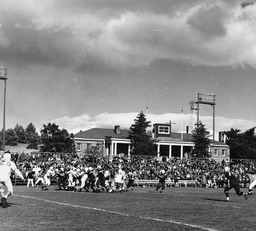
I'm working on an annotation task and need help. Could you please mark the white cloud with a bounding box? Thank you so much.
[49,114,96,134]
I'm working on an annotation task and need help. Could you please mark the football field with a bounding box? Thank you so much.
[0,185,255,231]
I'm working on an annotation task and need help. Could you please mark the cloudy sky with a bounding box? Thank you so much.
[0,0,256,138]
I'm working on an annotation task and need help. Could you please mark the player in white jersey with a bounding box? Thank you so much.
[113,168,126,192]
[76,167,89,192]
[0,152,25,208]
[245,173,256,195]
[42,166,55,190]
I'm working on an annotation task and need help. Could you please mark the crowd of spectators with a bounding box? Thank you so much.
[9,152,256,188]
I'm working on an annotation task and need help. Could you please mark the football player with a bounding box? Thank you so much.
[224,166,248,201]
[96,166,106,192]
[0,151,25,208]
[127,170,136,191]
[42,166,55,190]
[245,172,256,195]
[156,169,169,193]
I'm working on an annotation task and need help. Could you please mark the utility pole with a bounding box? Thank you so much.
[0,67,7,151]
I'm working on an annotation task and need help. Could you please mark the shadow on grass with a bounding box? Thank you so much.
[0,202,23,208]
[202,198,228,202]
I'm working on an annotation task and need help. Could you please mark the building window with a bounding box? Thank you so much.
[222,149,225,156]
[158,126,170,134]
[76,143,81,151]
[214,149,218,156]
[87,143,92,150]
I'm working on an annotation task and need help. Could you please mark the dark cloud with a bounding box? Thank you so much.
[187,6,227,38]
[51,0,203,18]
[241,2,254,8]
[1,0,256,70]
[0,12,75,67]
[75,55,119,77]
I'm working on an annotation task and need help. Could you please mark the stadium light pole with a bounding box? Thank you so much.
[196,93,216,140]
[0,67,8,151]
[181,109,184,140]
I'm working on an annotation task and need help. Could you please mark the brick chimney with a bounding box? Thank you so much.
[114,125,120,134]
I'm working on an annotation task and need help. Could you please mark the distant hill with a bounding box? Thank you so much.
[5,143,38,154]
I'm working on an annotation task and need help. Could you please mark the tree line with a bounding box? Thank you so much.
[224,127,256,160]
[1,122,75,153]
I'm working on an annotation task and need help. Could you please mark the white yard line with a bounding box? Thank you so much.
[14,194,219,231]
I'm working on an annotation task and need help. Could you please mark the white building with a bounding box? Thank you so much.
[74,124,230,162]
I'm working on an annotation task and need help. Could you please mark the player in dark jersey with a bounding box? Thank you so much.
[96,166,106,192]
[224,166,248,201]
[156,169,169,193]
[56,166,68,190]
[127,171,136,191]
[84,168,96,192]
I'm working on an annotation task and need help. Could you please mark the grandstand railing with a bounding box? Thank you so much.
[134,179,196,187]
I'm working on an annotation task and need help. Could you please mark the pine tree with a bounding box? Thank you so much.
[5,128,18,146]
[40,123,75,153]
[128,111,156,156]
[192,122,210,158]
[14,124,26,143]
[25,123,40,149]
[225,127,256,159]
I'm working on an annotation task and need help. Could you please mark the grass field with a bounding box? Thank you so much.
[0,185,255,231]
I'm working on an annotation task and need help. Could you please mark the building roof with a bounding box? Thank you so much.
[75,128,130,140]
[74,127,228,146]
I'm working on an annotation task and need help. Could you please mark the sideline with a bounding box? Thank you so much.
[14,194,219,231]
